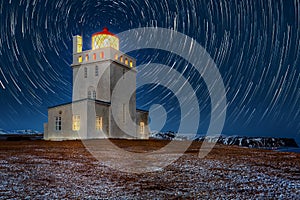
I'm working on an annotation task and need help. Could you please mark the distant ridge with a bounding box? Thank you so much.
[0,129,43,141]
[195,135,299,149]
[150,132,299,149]
[0,129,42,135]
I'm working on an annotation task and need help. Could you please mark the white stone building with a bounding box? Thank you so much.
[44,28,149,140]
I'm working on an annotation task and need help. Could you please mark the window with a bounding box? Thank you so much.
[114,54,118,60]
[123,68,126,79]
[140,122,145,134]
[93,90,96,99]
[76,36,82,53]
[120,56,123,63]
[125,58,128,65]
[95,65,99,76]
[78,56,83,63]
[85,54,89,61]
[88,91,91,99]
[55,116,62,131]
[100,52,104,59]
[96,116,103,131]
[130,60,133,67]
[84,67,87,78]
[72,115,80,131]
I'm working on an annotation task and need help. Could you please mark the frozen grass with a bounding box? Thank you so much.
[0,140,299,199]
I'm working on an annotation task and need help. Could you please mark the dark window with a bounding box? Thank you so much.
[123,68,126,79]
[95,66,99,76]
[84,67,87,78]
[55,116,62,131]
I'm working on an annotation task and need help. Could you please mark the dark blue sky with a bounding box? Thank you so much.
[0,0,299,142]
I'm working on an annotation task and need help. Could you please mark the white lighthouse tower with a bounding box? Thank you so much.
[44,28,149,140]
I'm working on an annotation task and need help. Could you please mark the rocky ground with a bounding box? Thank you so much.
[0,140,299,199]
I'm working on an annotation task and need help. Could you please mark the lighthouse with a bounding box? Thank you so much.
[44,28,149,140]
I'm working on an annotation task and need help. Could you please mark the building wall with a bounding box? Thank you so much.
[73,61,111,102]
[45,100,111,140]
[44,100,146,140]
[46,102,83,140]
[72,47,136,69]
[43,123,48,140]
[86,101,110,138]
[109,62,137,138]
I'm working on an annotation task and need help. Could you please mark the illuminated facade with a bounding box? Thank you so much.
[44,28,149,140]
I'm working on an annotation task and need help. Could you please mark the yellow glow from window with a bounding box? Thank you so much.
[72,115,80,131]
[76,36,82,53]
[96,116,103,131]
[78,56,83,63]
[120,56,123,63]
[140,122,145,134]
[114,54,118,60]
[92,34,119,50]
[100,52,104,59]
[130,60,133,67]
[85,54,89,61]
[125,58,128,65]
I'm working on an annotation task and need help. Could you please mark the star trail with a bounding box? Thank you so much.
[0,0,299,142]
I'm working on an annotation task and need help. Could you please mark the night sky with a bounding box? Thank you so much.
[0,0,299,142]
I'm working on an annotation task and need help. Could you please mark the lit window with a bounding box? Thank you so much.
[88,91,91,98]
[96,116,103,131]
[125,58,128,65]
[72,115,80,131]
[95,65,99,76]
[85,54,89,61]
[120,56,123,63]
[140,122,145,134]
[76,36,82,53]
[84,67,87,78]
[92,33,119,50]
[93,90,96,99]
[78,56,83,63]
[93,53,96,60]
[114,54,118,60]
[100,52,104,59]
[55,116,62,131]
[130,60,133,67]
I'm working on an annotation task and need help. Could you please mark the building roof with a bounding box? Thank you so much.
[92,27,118,38]
[48,99,149,113]
[48,99,111,109]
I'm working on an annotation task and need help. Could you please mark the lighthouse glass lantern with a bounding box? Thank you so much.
[92,27,119,50]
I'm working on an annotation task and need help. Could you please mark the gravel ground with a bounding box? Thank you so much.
[0,140,299,199]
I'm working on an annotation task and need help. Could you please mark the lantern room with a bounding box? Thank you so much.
[92,27,119,50]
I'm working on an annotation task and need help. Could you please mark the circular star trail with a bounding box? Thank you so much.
[0,0,299,142]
